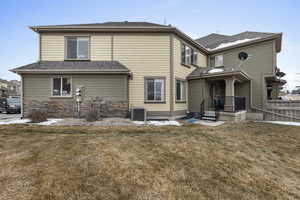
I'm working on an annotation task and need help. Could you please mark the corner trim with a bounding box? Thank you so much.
[39,34,41,61]
[170,34,174,113]
[21,75,24,118]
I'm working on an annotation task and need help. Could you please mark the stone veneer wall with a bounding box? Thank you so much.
[23,97,128,118]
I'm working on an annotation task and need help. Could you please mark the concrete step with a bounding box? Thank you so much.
[202,116,217,121]
[204,111,216,115]
[204,113,216,117]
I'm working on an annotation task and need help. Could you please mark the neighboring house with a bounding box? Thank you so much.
[11,21,284,120]
[0,79,21,97]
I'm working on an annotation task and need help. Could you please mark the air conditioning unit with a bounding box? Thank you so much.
[131,107,147,121]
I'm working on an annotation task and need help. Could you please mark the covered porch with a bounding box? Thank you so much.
[188,68,252,121]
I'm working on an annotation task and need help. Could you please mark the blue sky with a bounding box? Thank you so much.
[0,0,299,89]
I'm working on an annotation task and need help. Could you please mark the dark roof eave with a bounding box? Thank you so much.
[207,33,282,54]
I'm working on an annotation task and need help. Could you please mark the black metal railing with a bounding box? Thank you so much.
[234,96,246,111]
[209,96,246,112]
[200,99,205,114]
[213,96,225,111]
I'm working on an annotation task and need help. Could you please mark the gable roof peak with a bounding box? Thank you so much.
[196,31,281,53]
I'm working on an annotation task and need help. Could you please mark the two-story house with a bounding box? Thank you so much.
[11,22,284,120]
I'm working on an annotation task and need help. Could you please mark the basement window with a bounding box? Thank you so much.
[52,77,72,97]
[65,36,89,60]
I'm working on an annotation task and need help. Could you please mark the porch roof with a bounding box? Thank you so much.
[187,67,252,82]
[10,61,130,75]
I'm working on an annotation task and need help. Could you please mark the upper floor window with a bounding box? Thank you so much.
[65,36,89,60]
[214,55,223,67]
[191,49,198,66]
[210,55,224,67]
[181,44,198,66]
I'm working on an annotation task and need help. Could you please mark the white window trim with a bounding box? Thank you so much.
[215,54,224,67]
[176,79,186,102]
[65,36,90,60]
[144,77,166,103]
[50,77,73,98]
[181,43,198,67]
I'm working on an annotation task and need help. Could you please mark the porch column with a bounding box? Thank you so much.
[224,77,235,112]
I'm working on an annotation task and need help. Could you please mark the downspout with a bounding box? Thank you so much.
[21,74,24,119]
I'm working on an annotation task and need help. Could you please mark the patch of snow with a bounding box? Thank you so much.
[258,121,300,126]
[0,118,63,126]
[208,68,224,73]
[133,120,181,126]
[0,119,30,125]
[196,120,225,127]
[208,37,261,51]
[37,119,63,126]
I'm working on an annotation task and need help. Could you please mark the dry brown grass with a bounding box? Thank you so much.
[0,122,299,200]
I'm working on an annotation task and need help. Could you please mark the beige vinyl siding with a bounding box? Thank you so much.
[173,36,207,111]
[72,75,127,100]
[23,74,127,101]
[23,75,51,100]
[40,34,65,61]
[90,35,111,60]
[113,33,170,111]
[40,33,112,61]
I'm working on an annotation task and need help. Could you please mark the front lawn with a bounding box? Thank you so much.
[0,122,299,200]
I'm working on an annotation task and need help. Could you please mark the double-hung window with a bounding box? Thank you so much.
[210,55,224,67]
[52,77,72,97]
[145,78,165,102]
[65,36,89,60]
[191,49,198,65]
[176,80,186,101]
[181,44,191,65]
[215,55,223,67]
[181,43,198,66]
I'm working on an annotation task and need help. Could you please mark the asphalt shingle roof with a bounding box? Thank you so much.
[31,21,169,28]
[11,61,130,72]
[195,31,277,50]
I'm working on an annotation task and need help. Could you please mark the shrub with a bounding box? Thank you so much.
[85,109,99,122]
[28,110,48,123]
